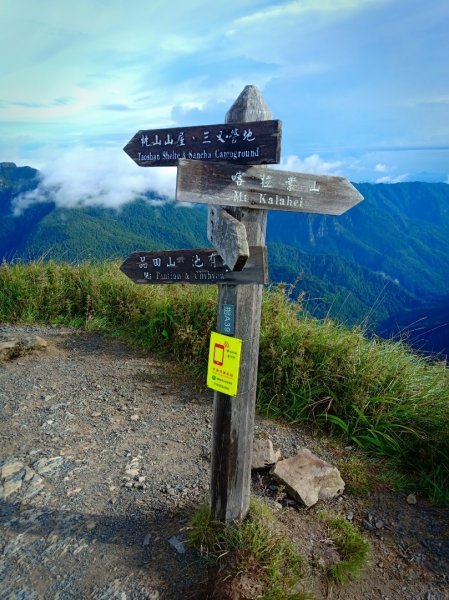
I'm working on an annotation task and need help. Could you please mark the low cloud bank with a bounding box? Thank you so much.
[13,147,421,216]
[13,149,350,216]
[13,147,177,215]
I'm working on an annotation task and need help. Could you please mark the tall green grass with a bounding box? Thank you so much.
[0,260,216,375]
[1,260,448,503]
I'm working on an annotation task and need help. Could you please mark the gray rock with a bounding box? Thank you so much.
[22,474,45,500]
[1,458,24,479]
[0,335,47,360]
[23,467,35,482]
[168,535,186,554]
[270,448,345,507]
[33,456,64,475]
[125,468,139,478]
[2,477,23,498]
[22,335,48,349]
[251,436,281,469]
[0,339,20,360]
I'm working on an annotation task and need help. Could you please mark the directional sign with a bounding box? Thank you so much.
[123,120,281,167]
[176,159,363,216]
[120,247,268,285]
[207,207,249,272]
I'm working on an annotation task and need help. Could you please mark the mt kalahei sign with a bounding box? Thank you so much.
[1,162,448,354]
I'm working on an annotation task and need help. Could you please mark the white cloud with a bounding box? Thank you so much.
[1,0,447,185]
[13,147,176,214]
[233,0,379,26]
[375,173,409,184]
[278,154,344,176]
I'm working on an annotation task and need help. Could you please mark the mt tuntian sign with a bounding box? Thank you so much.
[123,120,281,167]
[120,247,267,285]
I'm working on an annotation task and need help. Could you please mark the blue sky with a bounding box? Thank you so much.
[1,0,448,207]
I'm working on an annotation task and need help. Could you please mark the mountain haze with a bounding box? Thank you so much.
[1,162,448,355]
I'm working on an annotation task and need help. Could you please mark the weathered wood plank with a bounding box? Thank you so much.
[123,120,282,167]
[210,85,271,523]
[207,207,249,271]
[120,247,267,285]
[177,160,363,215]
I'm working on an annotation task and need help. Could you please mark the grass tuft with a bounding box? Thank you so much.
[187,498,309,599]
[335,452,375,496]
[319,512,370,584]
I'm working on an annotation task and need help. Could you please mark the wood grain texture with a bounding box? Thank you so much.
[177,160,363,215]
[207,207,249,271]
[120,247,267,285]
[123,120,281,167]
[210,85,271,522]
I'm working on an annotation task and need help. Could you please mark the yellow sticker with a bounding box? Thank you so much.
[207,332,243,397]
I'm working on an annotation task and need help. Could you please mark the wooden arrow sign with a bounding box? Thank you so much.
[123,120,281,167]
[176,159,363,215]
[120,247,267,285]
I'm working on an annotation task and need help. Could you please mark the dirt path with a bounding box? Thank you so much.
[1,326,448,599]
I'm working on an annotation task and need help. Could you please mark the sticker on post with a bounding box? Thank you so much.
[207,332,242,397]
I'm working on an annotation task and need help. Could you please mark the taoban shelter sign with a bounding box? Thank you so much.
[176,159,363,215]
[123,120,281,167]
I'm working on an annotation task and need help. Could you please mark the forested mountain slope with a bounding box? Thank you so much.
[1,162,448,353]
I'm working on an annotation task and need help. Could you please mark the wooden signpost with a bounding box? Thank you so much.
[123,120,282,167]
[122,84,363,524]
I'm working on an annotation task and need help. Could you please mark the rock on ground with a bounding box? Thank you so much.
[270,448,345,507]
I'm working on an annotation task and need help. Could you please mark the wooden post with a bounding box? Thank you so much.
[210,85,272,522]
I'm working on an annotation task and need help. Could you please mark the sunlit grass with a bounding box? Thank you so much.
[318,512,370,584]
[1,260,448,503]
[187,499,311,599]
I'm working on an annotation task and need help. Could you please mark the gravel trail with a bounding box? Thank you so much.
[1,325,448,600]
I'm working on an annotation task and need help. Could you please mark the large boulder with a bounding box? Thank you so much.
[270,448,345,507]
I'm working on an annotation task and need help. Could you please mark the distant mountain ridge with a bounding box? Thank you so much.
[1,162,448,355]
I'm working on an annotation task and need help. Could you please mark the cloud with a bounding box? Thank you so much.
[13,146,176,214]
[375,162,388,172]
[278,154,344,176]
[375,173,409,184]
[232,0,378,26]
[99,104,131,112]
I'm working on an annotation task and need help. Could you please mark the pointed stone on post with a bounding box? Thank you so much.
[210,85,273,522]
